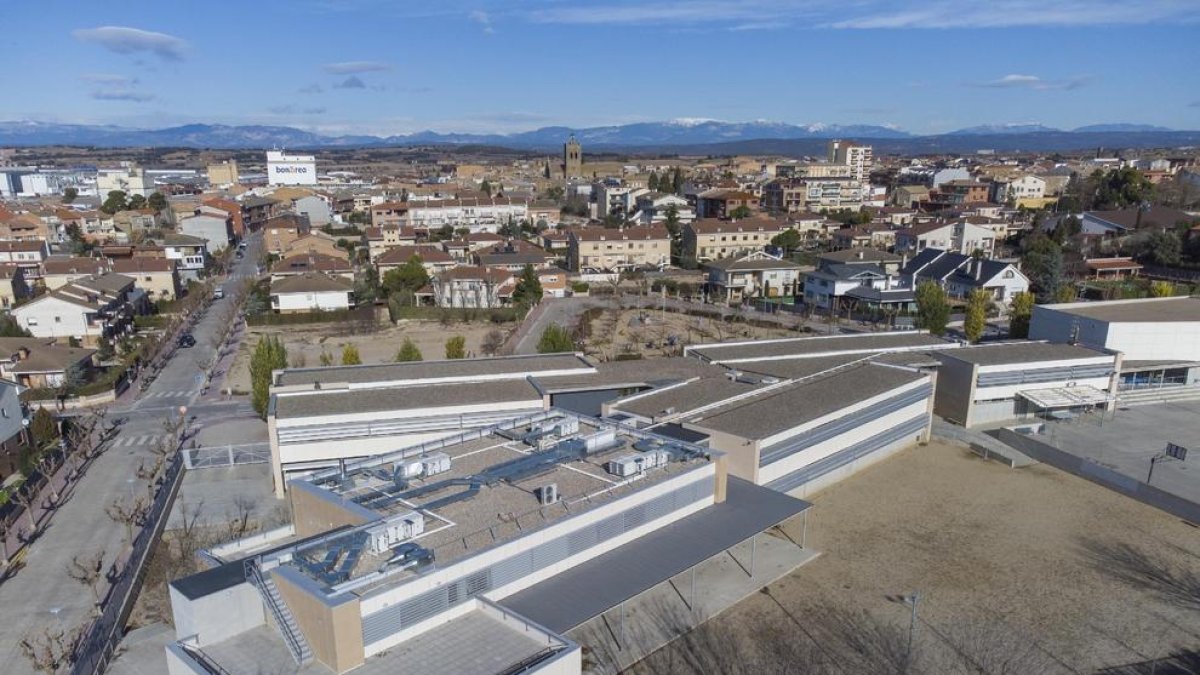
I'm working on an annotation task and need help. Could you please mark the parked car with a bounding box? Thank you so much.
[213,287,225,299]
[178,334,196,348]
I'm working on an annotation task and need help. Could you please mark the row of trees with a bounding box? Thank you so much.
[914,282,1038,344]
[99,190,167,215]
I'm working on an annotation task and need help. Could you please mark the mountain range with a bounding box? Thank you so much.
[0,119,1193,154]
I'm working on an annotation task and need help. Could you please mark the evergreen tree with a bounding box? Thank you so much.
[1008,291,1034,339]
[61,187,78,204]
[100,190,128,214]
[914,282,950,336]
[445,335,466,359]
[963,289,989,343]
[382,256,429,295]
[480,179,492,197]
[147,192,168,212]
[671,167,684,194]
[647,172,659,192]
[250,336,288,417]
[396,337,423,362]
[513,264,543,307]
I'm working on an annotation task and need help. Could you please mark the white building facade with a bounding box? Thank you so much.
[267,151,318,186]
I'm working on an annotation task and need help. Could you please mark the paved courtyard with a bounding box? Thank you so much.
[1042,399,1200,506]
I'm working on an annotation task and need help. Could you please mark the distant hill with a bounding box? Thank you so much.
[0,119,1194,155]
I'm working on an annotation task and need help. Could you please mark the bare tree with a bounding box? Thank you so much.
[224,495,258,540]
[19,624,84,673]
[481,329,505,357]
[106,493,150,544]
[65,550,107,615]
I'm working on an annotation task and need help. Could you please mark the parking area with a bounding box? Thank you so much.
[1042,399,1200,506]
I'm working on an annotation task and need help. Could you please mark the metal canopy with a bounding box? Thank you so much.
[1018,385,1112,409]
[499,477,810,633]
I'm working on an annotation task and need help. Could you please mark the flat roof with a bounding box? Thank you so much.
[687,363,926,440]
[275,353,592,387]
[937,341,1111,366]
[530,358,722,394]
[1038,297,1200,323]
[284,413,715,592]
[500,477,809,633]
[687,332,952,364]
[273,379,542,419]
[613,376,762,420]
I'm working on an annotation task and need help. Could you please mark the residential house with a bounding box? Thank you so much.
[891,184,930,208]
[112,257,180,302]
[270,273,354,314]
[201,197,246,239]
[179,213,232,252]
[1080,206,1195,237]
[990,175,1046,206]
[0,379,29,482]
[631,192,694,227]
[405,197,529,234]
[0,265,29,309]
[803,261,914,312]
[704,251,803,304]
[270,253,354,281]
[762,177,864,213]
[930,180,990,208]
[375,246,456,276]
[817,248,904,275]
[263,214,312,254]
[540,230,571,254]
[528,200,560,229]
[0,240,49,280]
[429,266,515,308]
[895,220,996,257]
[831,226,893,250]
[902,248,1029,304]
[477,240,551,271]
[1085,257,1143,279]
[294,195,332,227]
[42,256,108,290]
[112,209,160,235]
[282,233,345,260]
[240,195,279,231]
[695,189,758,219]
[0,338,96,389]
[161,234,209,281]
[12,273,141,345]
[682,217,788,262]
[364,226,419,261]
[539,269,569,298]
[369,201,409,228]
[441,238,471,260]
[568,226,671,272]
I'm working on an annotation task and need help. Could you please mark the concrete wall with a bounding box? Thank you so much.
[933,356,976,426]
[784,428,922,500]
[288,480,376,537]
[1029,305,1110,350]
[169,582,265,647]
[273,566,364,673]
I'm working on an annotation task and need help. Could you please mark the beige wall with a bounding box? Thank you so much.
[272,570,364,673]
[130,270,180,302]
[685,425,759,484]
[288,483,374,537]
[571,238,670,271]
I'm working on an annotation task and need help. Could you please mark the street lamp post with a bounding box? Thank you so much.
[904,592,921,673]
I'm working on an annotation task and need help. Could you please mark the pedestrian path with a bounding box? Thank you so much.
[139,389,195,399]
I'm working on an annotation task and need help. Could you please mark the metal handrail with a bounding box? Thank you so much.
[244,559,308,665]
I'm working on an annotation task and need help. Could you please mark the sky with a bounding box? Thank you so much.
[0,0,1198,136]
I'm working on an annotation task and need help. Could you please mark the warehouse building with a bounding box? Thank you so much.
[1029,297,1200,393]
[165,411,809,674]
[932,341,1120,428]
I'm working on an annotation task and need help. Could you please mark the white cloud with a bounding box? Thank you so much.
[527,0,1200,28]
[72,26,188,61]
[469,10,495,33]
[322,61,391,74]
[80,73,139,86]
[974,73,1093,91]
[91,90,155,102]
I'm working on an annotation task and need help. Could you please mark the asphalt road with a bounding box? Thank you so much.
[0,233,263,675]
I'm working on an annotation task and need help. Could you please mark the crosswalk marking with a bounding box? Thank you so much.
[112,434,174,448]
[141,390,194,399]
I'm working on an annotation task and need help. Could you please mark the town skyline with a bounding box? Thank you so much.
[2,0,1198,135]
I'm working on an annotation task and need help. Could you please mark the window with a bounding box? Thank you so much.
[27,318,37,326]
[54,317,61,323]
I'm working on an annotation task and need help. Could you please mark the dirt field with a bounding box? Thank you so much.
[227,318,516,392]
[583,307,800,360]
[640,441,1200,674]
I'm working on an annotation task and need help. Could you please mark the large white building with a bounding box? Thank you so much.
[405,198,529,234]
[1029,297,1200,392]
[267,151,318,186]
[828,139,873,184]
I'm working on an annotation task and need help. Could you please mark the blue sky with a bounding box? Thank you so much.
[1,0,1198,135]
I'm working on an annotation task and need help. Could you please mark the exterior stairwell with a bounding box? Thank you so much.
[246,561,314,666]
[1117,384,1200,406]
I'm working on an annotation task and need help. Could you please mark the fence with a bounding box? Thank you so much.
[992,428,1200,524]
[183,443,271,470]
[71,448,186,675]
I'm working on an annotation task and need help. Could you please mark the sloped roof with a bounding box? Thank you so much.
[270,273,353,294]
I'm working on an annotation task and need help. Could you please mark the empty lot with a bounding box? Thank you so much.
[638,441,1200,674]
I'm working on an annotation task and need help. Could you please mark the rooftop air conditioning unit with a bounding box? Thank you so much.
[534,483,559,505]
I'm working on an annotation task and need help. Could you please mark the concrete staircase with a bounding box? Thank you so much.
[1117,384,1200,406]
[247,562,313,666]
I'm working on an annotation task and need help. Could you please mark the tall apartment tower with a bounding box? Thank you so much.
[562,135,583,179]
[828,139,873,184]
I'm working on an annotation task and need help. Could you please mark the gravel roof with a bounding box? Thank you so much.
[689,332,952,363]
[276,353,592,387]
[936,341,1111,366]
[1038,297,1200,323]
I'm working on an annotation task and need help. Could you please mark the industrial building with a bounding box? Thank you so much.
[267,151,318,186]
[931,342,1120,428]
[165,411,809,674]
[1029,297,1200,393]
